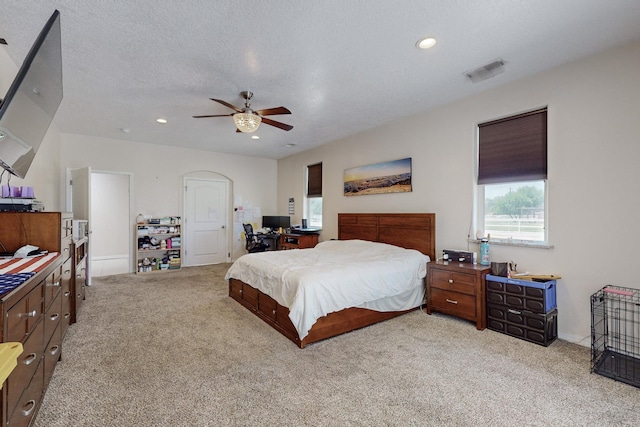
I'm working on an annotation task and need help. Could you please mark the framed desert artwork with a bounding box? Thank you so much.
[344,157,412,196]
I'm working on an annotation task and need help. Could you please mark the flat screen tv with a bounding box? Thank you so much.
[0,10,63,178]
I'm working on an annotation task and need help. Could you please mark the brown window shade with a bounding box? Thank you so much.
[478,108,547,185]
[307,162,322,197]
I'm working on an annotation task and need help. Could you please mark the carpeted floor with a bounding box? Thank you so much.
[33,264,639,426]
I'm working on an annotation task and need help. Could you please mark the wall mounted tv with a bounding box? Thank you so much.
[0,10,63,178]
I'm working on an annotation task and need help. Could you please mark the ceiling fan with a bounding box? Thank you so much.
[193,91,293,133]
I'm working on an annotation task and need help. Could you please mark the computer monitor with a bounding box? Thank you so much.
[262,215,290,231]
[279,216,291,229]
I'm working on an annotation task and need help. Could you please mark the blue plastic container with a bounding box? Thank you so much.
[486,274,557,312]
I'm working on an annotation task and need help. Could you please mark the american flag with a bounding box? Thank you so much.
[0,252,60,275]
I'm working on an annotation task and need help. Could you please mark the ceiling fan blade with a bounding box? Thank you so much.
[210,98,243,113]
[261,117,293,131]
[192,114,233,118]
[255,106,291,116]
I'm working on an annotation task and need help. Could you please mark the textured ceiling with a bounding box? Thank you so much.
[2,1,640,159]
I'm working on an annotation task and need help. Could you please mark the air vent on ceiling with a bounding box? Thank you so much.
[464,59,505,83]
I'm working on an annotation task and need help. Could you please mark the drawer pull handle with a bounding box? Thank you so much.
[50,313,60,321]
[64,247,69,252]
[64,269,71,274]
[49,345,60,356]
[64,291,71,297]
[48,280,61,287]
[448,279,453,284]
[445,299,458,304]
[23,309,37,318]
[272,310,276,315]
[21,400,36,417]
[508,309,522,315]
[24,352,38,366]
[64,313,71,319]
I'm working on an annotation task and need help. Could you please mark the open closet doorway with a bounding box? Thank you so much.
[67,168,132,277]
[183,176,230,266]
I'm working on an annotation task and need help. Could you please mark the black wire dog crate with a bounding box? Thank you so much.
[591,285,640,388]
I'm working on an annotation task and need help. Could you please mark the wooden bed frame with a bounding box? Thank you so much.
[228,213,436,348]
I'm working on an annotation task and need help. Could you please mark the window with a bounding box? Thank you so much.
[476,108,548,244]
[306,162,322,228]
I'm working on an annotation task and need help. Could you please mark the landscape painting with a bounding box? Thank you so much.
[344,157,412,196]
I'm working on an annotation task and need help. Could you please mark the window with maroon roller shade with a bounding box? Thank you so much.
[307,162,322,197]
[478,108,547,185]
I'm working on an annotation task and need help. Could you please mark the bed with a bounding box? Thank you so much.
[225,213,436,348]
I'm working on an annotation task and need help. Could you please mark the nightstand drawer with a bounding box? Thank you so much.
[430,269,477,295]
[430,289,476,318]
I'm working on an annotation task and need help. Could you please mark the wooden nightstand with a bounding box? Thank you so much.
[426,260,490,330]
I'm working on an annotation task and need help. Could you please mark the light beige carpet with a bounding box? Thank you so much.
[33,264,639,426]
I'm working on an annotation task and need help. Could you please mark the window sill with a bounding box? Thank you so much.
[468,239,554,249]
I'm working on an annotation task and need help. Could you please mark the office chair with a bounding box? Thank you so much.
[243,223,269,253]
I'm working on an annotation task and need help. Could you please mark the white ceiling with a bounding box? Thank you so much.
[2,1,640,160]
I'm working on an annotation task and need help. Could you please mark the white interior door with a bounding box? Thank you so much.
[70,166,92,285]
[184,178,228,266]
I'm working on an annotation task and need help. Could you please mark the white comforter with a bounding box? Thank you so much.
[224,239,430,340]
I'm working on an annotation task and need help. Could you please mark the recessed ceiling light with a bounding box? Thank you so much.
[416,37,436,49]
[156,118,167,124]
[251,135,260,140]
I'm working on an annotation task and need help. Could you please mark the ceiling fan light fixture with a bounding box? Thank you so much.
[233,112,261,133]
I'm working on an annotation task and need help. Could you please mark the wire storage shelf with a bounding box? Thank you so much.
[591,285,640,388]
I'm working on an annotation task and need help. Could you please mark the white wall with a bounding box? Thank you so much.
[277,41,640,345]
[60,134,278,261]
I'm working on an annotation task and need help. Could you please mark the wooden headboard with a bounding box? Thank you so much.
[338,213,436,260]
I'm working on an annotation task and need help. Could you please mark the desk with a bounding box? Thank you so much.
[257,233,280,251]
[279,233,318,250]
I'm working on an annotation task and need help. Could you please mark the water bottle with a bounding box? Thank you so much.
[480,238,490,266]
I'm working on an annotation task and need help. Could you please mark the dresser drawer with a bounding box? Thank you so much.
[43,263,63,310]
[242,284,258,310]
[61,257,73,333]
[61,234,73,262]
[229,278,242,300]
[258,292,277,321]
[430,268,477,295]
[430,288,476,318]
[45,288,62,343]
[6,282,45,343]
[44,322,62,388]
[8,354,44,427]
[6,318,44,418]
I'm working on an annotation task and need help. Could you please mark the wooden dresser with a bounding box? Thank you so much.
[426,260,490,330]
[0,212,75,426]
[279,233,318,250]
